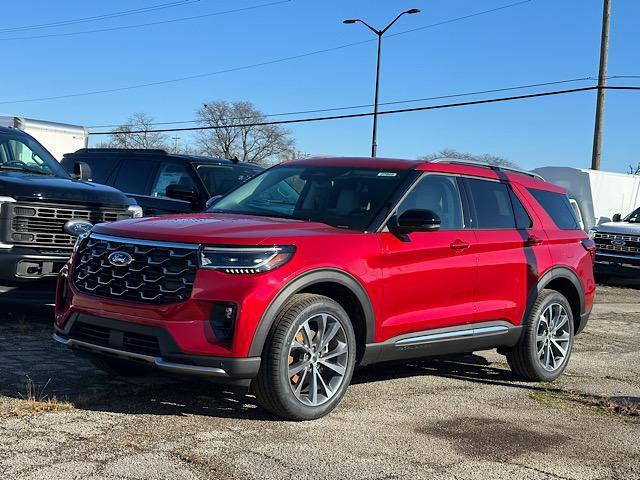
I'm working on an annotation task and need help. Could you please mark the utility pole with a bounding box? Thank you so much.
[591,0,611,170]
[172,135,180,152]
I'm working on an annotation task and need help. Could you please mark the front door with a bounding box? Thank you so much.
[379,174,477,341]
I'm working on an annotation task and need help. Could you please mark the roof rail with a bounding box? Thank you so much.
[428,158,545,181]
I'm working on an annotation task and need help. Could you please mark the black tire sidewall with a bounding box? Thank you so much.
[273,297,356,420]
[525,291,575,381]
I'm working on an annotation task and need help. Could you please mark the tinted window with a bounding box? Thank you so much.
[466,179,515,229]
[195,163,261,196]
[397,175,463,229]
[509,189,533,229]
[113,159,156,195]
[624,207,640,223]
[210,166,409,231]
[0,132,67,177]
[528,188,579,230]
[62,156,118,184]
[150,162,195,198]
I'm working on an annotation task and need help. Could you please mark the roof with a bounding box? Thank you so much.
[283,156,424,170]
[0,125,28,136]
[65,148,263,169]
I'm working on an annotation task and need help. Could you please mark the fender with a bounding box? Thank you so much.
[248,268,376,356]
[524,265,586,325]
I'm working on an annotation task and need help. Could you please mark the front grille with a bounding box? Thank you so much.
[69,320,161,357]
[9,202,131,250]
[594,232,640,256]
[73,235,199,304]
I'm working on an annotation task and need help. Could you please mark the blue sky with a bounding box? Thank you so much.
[2,0,639,172]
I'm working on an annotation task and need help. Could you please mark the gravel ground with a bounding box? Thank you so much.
[1,282,639,480]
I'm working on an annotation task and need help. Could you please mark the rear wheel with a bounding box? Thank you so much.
[506,289,574,382]
[252,294,356,420]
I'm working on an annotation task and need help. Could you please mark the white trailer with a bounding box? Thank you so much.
[0,116,88,161]
[533,166,640,231]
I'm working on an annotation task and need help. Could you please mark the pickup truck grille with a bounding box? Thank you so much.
[8,202,131,250]
[593,232,640,256]
[73,235,199,304]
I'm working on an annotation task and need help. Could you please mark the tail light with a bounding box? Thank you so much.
[581,239,596,262]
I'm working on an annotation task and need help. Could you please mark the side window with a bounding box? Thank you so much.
[397,175,464,230]
[466,178,516,229]
[113,159,156,195]
[150,162,196,198]
[509,188,533,229]
[67,157,117,184]
[527,188,580,230]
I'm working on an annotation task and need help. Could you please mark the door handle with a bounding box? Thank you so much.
[450,239,470,251]
[525,234,544,246]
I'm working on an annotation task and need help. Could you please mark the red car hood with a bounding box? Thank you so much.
[91,213,349,245]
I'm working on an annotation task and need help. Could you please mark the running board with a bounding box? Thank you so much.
[360,322,522,366]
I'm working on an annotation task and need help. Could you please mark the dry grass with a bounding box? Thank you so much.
[10,375,74,417]
[531,388,640,419]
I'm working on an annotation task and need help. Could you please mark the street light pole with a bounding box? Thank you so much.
[344,9,421,157]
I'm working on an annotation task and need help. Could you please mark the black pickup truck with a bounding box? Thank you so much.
[0,126,141,304]
[589,206,640,280]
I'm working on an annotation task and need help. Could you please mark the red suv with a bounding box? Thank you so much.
[54,157,595,420]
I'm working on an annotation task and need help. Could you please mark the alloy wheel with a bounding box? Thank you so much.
[287,313,349,406]
[536,303,571,372]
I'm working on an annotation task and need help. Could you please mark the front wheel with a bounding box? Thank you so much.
[506,289,575,382]
[252,294,356,421]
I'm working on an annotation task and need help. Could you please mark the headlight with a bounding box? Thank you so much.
[200,246,295,274]
[588,229,597,240]
[127,205,143,218]
[0,197,16,249]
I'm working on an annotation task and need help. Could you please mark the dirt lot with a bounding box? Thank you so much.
[1,282,639,480]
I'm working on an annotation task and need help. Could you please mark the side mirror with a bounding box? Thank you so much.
[73,161,92,181]
[390,209,441,235]
[166,184,199,204]
[612,213,622,222]
[205,195,223,209]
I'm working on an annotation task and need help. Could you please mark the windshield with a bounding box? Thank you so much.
[208,165,410,230]
[624,207,640,223]
[0,131,67,177]
[194,163,261,196]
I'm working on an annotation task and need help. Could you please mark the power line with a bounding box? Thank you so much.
[0,1,291,41]
[87,75,600,129]
[0,0,202,34]
[0,0,534,105]
[90,85,640,136]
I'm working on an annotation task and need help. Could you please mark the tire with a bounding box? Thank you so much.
[251,293,356,421]
[506,289,575,382]
[87,355,151,377]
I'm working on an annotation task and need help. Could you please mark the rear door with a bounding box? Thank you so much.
[464,177,546,326]
[379,173,478,340]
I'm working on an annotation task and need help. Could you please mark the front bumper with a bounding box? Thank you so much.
[0,248,70,283]
[594,253,640,278]
[54,313,261,385]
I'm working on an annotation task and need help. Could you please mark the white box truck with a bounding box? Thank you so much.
[0,116,88,161]
[533,166,640,231]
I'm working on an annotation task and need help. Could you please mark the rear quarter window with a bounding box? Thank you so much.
[528,188,580,230]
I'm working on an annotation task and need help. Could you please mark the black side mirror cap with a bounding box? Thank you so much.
[389,209,441,235]
[73,161,92,181]
[166,184,199,204]
[612,213,622,222]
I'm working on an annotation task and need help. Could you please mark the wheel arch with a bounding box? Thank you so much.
[526,266,585,332]
[248,268,375,360]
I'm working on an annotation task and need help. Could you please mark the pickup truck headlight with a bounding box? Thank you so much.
[200,246,295,274]
[127,205,143,218]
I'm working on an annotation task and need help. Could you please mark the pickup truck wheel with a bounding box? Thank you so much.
[252,294,356,421]
[506,289,574,382]
[88,356,150,377]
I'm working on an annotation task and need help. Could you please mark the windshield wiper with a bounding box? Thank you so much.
[0,164,53,176]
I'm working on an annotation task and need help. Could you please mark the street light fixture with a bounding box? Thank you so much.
[343,8,421,157]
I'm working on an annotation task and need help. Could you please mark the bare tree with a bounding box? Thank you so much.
[629,162,640,175]
[419,148,521,169]
[107,112,168,149]
[195,101,295,165]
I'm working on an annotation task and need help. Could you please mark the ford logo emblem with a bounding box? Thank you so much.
[64,219,93,236]
[611,239,626,246]
[108,251,134,267]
